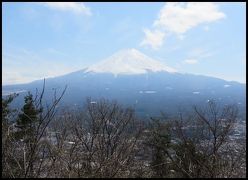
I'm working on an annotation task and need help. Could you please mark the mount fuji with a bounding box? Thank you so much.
[3,49,246,118]
[85,48,177,75]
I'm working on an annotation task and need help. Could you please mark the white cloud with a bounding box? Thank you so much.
[183,59,198,64]
[154,2,225,34]
[41,2,92,16]
[181,48,213,65]
[140,29,166,50]
[141,2,225,49]
[188,48,214,59]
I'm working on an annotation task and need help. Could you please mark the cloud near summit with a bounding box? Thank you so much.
[141,2,226,49]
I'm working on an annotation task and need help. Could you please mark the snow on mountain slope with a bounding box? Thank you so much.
[85,48,177,75]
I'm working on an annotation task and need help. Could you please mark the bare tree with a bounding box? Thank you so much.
[2,79,67,178]
[2,93,19,177]
[144,100,245,178]
[39,98,142,178]
[75,98,142,177]
[169,101,245,178]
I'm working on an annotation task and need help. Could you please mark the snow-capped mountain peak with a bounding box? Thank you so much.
[85,48,177,75]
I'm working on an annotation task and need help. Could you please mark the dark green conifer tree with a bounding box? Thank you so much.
[16,92,39,143]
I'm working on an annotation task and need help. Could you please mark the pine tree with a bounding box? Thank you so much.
[2,93,18,135]
[146,118,171,178]
[15,92,39,143]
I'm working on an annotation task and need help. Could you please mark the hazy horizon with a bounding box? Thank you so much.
[2,48,246,86]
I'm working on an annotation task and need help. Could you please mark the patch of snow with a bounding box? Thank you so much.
[139,91,143,94]
[144,91,157,94]
[67,141,75,145]
[85,48,177,75]
[193,91,200,94]
[224,84,231,88]
[90,101,97,104]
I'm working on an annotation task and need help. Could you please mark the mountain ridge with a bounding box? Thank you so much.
[2,49,245,118]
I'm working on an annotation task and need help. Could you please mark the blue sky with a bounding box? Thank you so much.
[2,2,246,85]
